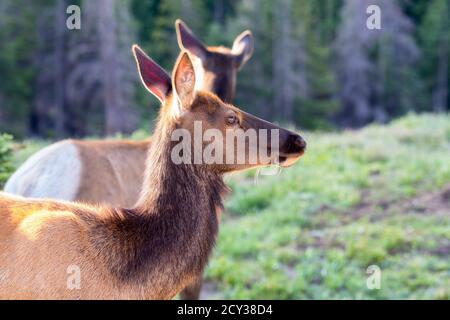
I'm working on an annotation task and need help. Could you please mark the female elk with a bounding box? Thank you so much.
[0,48,305,299]
[4,19,254,300]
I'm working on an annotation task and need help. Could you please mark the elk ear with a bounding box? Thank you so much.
[132,45,171,103]
[172,51,196,109]
[175,19,208,61]
[232,30,254,69]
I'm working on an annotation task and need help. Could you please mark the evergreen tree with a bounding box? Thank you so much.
[294,0,339,129]
[228,0,278,120]
[334,0,421,127]
[149,0,208,71]
[419,0,449,112]
[0,0,46,137]
[0,0,446,136]
[230,0,338,128]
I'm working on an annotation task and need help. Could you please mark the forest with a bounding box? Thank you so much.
[0,0,448,139]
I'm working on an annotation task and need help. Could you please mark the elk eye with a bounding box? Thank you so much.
[226,114,238,126]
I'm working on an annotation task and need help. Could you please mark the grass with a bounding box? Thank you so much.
[211,113,450,299]
[4,113,450,299]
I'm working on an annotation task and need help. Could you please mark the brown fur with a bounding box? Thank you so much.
[0,93,226,300]
[194,48,239,103]
[74,139,150,207]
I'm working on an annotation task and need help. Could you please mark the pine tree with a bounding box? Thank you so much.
[0,0,44,137]
[293,0,339,129]
[419,0,449,112]
[230,0,338,128]
[221,0,275,120]
[32,0,138,137]
[149,0,208,71]
[334,0,421,127]
[96,0,137,135]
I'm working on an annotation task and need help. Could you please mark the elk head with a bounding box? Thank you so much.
[175,19,253,103]
[133,46,306,173]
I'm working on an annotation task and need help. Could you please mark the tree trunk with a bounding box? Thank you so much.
[432,13,448,112]
[272,0,294,121]
[54,0,66,137]
[97,0,137,135]
[98,0,119,135]
[213,0,225,25]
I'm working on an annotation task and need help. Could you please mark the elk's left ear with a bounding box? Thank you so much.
[172,51,196,110]
[232,30,254,69]
[132,45,171,103]
[176,19,208,61]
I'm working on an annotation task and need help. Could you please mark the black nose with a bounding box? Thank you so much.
[286,134,306,154]
[294,135,307,150]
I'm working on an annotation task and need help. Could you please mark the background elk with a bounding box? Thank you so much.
[0,48,306,300]
[4,20,253,206]
[3,20,253,300]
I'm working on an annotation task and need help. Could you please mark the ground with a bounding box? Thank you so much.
[8,113,450,299]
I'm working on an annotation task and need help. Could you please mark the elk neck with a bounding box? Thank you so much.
[88,99,227,297]
[134,104,228,217]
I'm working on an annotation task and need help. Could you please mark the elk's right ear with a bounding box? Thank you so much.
[175,19,208,61]
[132,45,171,103]
[172,51,196,110]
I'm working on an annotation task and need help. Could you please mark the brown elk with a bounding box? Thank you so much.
[0,48,306,299]
[3,20,253,299]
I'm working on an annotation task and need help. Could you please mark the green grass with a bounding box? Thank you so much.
[4,113,450,299]
[212,113,450,299]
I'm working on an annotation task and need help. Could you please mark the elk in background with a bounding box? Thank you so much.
[4,20,254,207]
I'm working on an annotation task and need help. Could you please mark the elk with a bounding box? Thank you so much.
[0,48,306,299]
[4,20,252,300]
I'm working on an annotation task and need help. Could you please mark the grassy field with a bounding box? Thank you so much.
[6,113,450,299]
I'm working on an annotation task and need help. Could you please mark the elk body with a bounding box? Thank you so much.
[0,48,306,299]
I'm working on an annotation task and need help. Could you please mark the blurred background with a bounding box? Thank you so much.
[1,0,450,299]
[0,0,448,138]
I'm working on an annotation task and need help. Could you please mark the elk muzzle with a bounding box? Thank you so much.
[278,133,306,167]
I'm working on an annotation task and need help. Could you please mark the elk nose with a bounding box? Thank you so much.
[295,135,307,150]
[288,134,306,154]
